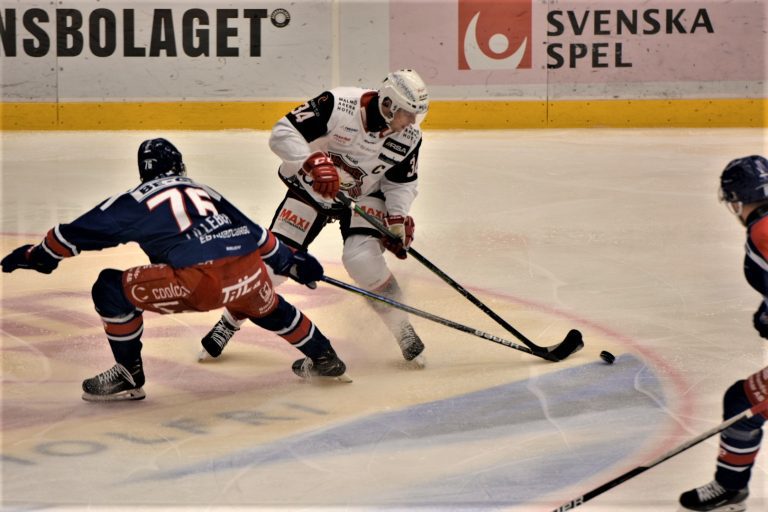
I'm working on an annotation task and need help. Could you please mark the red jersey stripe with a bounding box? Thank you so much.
[104,316,144,337]
[44,229,75,258]
[282,314,313,345]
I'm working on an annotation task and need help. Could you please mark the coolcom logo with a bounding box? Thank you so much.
[458,0,532,70]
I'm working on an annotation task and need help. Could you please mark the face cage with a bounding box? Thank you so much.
[719,187,745,226]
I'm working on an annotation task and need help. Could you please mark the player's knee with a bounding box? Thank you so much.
[342,236,389,289]
[92,268,134,317]
[724,380,750,414]
[723,380,764,431]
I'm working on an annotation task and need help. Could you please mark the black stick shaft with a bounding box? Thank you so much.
[551,399,768,511]
[321,275,538,356]
[334,192,547,354]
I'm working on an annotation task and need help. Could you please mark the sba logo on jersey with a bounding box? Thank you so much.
[458,0,532,70]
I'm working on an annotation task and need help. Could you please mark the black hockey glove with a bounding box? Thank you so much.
[753,302,768,339]
[284,251,323,289]
[1,244,59,274]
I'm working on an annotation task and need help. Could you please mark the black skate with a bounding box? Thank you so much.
[82,363,146,402]
[199,316,240,360]
[679,480,748,512]
[398,323,426,367]
[292,349,352,383]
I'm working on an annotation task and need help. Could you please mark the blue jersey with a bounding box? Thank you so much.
[744,213,768,297]
[40,176,269,268]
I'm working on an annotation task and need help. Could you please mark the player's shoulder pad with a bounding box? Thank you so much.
[326,86,367,117]
[308,90,336,118]
[397,124,422,145]
[384,125,422,156]
[749,216,768,254]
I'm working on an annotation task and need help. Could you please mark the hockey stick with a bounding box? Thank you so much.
[321,275,582,360]
[335,192,583,362]
[552,398,768,511]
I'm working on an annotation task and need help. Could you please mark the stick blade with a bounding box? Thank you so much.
[546,329,584,361]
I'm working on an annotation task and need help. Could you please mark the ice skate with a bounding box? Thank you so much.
[198,316,240,360]
[82,363,146,402]
[397,323,426,367]
[679,480,748,512]
[292,348,352,383]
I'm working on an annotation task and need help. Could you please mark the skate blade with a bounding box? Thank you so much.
[675,504,746,512]
[82,388,146,402]
[197,348,219,362]
[315,372,353,383]
[297,372,353,383]
[409,354,426,368]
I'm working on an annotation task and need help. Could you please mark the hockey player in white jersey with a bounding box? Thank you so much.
[200,69,429,366]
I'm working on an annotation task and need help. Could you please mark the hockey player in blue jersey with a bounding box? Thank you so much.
[678,155,768,512]
[1,138,350,401]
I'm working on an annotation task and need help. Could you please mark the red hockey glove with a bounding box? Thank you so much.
[302,152,339,199]
[382,215,415,260]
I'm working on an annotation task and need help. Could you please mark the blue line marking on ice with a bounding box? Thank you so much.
[135,354,666,508]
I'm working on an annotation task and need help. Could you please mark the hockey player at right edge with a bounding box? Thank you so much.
[200,69,430,367]
[678,155,768,512]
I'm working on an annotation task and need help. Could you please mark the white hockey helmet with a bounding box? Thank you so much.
[378,69,429,124]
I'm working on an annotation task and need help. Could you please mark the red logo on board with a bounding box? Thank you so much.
[458,0,533,70]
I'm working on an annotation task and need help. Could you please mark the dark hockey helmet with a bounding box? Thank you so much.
[719,155,768,205]
[137,138,186,182]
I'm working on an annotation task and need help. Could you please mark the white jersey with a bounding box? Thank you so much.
[269,86,422,217]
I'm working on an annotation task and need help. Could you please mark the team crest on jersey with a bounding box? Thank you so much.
[329,152,367,197]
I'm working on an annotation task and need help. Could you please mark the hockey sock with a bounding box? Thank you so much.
[250,295,331,359]
[103,311,144,369]
[714,380,765,489]
[222,308,247,328]
[367,275,410,335]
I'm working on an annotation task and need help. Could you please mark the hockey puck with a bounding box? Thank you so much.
[600,350,616,364]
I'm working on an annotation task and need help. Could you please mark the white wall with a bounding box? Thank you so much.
[1,0,765,102]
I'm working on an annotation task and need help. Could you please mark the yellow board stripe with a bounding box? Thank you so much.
[0,98,765,130]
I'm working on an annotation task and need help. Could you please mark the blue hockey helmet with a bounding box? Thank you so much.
[719,155,768,205]
[137,138,186,182]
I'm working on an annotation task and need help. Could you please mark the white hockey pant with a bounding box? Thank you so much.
[343,234,409,335]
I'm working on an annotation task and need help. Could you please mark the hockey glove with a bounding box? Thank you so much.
[753,302,768,339]
[264,238,322,289]
[1,244,59,274]
[283,251,324,289]
[302,152,339,199]
[382,215,415,260]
